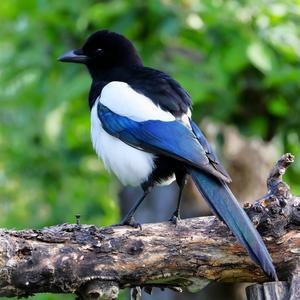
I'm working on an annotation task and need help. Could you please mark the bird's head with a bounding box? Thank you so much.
[58,30,142,78]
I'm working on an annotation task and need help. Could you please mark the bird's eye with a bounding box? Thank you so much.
[94,48,103,56]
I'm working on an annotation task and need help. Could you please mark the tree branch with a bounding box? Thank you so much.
[0,154,299,299]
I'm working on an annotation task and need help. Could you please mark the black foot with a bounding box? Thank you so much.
[169,213,181,225]
[115,216,142,229]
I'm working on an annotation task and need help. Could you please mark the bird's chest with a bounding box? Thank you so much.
[90,102,155,186]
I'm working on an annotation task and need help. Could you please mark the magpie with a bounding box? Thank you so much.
[59,29,277,280]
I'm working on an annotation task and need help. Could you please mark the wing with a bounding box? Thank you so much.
[98,103,231,182]
[127,67,192,117]
[189,120,231,182]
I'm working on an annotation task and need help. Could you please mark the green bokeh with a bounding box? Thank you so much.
[0,0,300,299]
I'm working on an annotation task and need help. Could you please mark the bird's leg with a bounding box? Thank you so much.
[118,185,152,228]
[170,174,187,225]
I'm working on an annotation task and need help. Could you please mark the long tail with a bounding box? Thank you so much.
[189,167,277,280]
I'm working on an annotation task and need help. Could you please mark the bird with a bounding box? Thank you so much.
[58,29,277,280]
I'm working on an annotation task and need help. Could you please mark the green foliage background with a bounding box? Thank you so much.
[0,0,299,299]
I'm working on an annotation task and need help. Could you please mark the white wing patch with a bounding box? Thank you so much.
[100,81,176,122]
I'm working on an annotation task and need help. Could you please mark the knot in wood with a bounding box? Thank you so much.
[78,280,119,300]
[127,240,144,255]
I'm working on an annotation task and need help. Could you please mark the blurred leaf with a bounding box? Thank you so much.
[267,96,289,116]
[247,42,273,73]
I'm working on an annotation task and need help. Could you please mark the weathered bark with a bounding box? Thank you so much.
[246,275,300,300]
[246,281,290,300]
[0,153,299,299]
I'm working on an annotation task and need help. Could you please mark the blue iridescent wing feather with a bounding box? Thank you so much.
[98,103,229,181]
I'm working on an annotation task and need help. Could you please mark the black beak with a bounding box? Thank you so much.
[58,49,89,64]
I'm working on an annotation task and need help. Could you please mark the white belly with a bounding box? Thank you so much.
[90,103,155,186]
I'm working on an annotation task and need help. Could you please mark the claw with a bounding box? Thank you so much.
[117,216,142,230]
[169,212,181,225]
